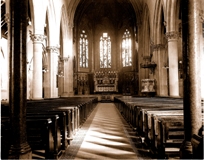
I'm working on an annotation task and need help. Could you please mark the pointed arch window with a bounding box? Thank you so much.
[100,33,111,68]
[122,29,132,67]
[79,30,88,68]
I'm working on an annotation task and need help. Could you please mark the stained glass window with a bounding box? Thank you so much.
[100,33,111,68]
[122,29,132,67]
[79,30,88,68]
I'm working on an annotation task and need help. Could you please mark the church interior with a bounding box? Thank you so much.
[1,0,204,159]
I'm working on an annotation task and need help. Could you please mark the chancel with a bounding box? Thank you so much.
[0,0,203,159]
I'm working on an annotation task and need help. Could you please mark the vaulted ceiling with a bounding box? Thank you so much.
[74,0,137,30]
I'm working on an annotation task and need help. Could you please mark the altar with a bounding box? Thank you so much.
[94,69,118,93]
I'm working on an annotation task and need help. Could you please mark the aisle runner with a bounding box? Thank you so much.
[74,103,138,159]
[60,103,100,159]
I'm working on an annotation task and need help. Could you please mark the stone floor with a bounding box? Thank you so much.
[60,103,152,160]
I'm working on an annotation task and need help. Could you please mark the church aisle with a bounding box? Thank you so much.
[60,103,151,160]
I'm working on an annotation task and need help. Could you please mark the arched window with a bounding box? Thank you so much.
[100,33,111,68]
[122,29,132,67]
[79,30,88,68]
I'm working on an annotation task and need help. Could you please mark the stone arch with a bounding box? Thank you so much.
[153,0,166,44]
[152,0,169,96]
[142,4,151,58]
[60,4,69,58]
[166,0,181,32]
[138,3,152,85]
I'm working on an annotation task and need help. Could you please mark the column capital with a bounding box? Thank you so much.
[31,34,46,43]
[46,46,60,54]
[165,31,179,41]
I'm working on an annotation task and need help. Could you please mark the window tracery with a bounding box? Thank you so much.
[79,30,88,68]
[122,29,132,67]
[100,33,111,68]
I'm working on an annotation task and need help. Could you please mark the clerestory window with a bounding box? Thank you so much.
[100,33,111,68]
[122,29,132,67]
[79,30,88,68]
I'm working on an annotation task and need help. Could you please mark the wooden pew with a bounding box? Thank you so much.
[1,117,11,159]
[145,112,184,158]
[1,116,55,159]
[114,96,183,131]
[1,97,98,159]
[26,114,62,159]
[156,115,184,158]
[26,118,55,159]
[139,106,183,135]
[26,111,68,150]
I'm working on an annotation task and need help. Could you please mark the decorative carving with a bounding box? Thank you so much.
[94,69,118,92]
[199,10,204,22]
[151,44,165,51]
[179,22,182,38]
[165,31,179,40]
[31,34,46,43]
[46,46,59,54]
[141,79,156,93]
[140,54,157,74]
[4,13,10,23]
[62,57,69,62]
[76,73,89,94]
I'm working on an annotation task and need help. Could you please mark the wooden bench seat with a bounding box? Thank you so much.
[27,111,68,150]
[26,118,55,159]
[1,97,98,159]
[26,114,62,159]
[1,117,11,159]
[138,107,183,135]
[153,115,184,158]
[1,116,55,159]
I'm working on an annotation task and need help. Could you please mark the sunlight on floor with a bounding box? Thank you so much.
[74,103,138,159]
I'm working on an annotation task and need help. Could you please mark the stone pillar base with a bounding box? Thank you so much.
[180,141,193,159]
[8,142,32,159]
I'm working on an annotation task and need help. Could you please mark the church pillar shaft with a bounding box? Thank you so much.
[46,46,59,98]
[8,0,32,158]
[181,0,202,158]
[61,26,74,97]
[31,34,46,99]
[166,32,179,97]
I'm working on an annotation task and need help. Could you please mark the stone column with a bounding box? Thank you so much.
[200,12,204,100]
[46,46,59,98]
[31,34,46,99]
[180,0,202,158]
[166,31,179,97]
[61,26,74,97]
[8,0,32,158]
[152,44,168,96]
[5,7,10,103]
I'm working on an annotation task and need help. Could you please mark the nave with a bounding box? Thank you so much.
[60,103,151,160]
[1,96,203,159]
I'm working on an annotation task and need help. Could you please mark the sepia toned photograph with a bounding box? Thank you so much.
[0,0,203,159]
